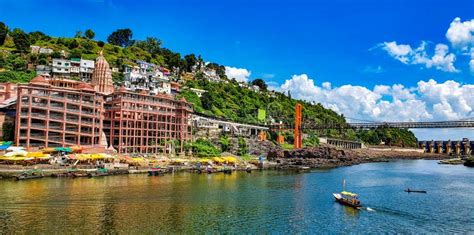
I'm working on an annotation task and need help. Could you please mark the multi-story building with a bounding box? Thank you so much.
[52,58,95,81]
[15,53,192,154]
[103,88,192,154]
[15,76,105,148]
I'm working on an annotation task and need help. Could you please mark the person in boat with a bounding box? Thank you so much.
[341,191,360,206]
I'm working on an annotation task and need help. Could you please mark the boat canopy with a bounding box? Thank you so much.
[341,191,358,197]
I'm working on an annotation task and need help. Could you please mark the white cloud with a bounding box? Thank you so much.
[224,66,251,82]
[380,41,458,72]
[381,41,413,64]
[446,17,474,50]
[470,48,474,73]
[279,74,474,123]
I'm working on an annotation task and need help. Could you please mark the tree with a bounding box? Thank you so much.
[68,39,79,49]
[196,55,204,70]
[28,31,50,44]
[74,31,83,38]
[251,78,268,91]
[107,28,133,47]
[69,49,82,59]
[0,22,8,46]
[80,40,95,53]
[219,135,231,152]
[51,51,61,59]
[206,62,227,79]
[112,72,124,85]
[85,29,95,39]
[12,57,27,71]
[134,37,161,54]
[97,41,105,47]
[237,137,248,156]
[1,122,14,141]
[184,54,197,72]
[10,28,30,53]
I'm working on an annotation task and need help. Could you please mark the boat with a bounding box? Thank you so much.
[404,188,427,193]
[333,191,362,209]
[14,169,44,181]
[148,167,165,176]
[333,179,361,209]
[87,168,109,178]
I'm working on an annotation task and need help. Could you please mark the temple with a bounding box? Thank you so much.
[91,51,114,95]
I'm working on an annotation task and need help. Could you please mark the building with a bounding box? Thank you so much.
[15,76,105,149]
[36,65,52,76]
[30,46,53,55]
[104,88,193,154]
[91,52,114,95]
[0,83,17,102]
[190,88,207,97]
[123,60,172,95]
[14,52,193,154]
[0,83,17,140]
[52,58,95,81]
[15,76,193,153]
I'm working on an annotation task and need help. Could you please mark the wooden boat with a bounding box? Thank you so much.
[14,169,44,181]
[87,168,109,178]
[15,174,43,181]
[148,168,165,176]
[404,188,427,193]
[333,179,361,209]
[333,191,362,209]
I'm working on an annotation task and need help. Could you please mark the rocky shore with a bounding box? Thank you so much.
[267,145,448,170]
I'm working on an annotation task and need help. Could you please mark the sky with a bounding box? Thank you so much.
[1,0,474,140]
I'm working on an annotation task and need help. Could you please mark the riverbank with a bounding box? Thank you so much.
[270,145,449,170]
[0,145,452,179]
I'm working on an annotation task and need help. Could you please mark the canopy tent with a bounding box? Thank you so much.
[341,191,358,197]
[0,141,13,150]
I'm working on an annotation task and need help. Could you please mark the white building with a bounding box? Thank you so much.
[123,60,172,95]
[51,58,95,81]
[190,88,207,97]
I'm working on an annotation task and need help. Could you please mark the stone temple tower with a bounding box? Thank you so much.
[91,51,114,94]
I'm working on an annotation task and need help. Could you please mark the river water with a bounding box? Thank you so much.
[0,160,473,233]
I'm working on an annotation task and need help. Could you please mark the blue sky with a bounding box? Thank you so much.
[2,0,474,140]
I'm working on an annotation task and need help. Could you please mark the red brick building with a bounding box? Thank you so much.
[104,87,192,154]
[15,76,193,153]
[15,76,105,149]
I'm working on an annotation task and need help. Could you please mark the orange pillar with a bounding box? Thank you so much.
[294,103,302,149]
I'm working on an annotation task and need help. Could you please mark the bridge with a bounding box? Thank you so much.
[271,120,474,130]
[315,120,474,130]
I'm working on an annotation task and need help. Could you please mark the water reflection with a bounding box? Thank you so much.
[0,161,473,233]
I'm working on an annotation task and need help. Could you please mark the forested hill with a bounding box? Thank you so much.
[0,22,417,147]
[179,79,418,147]
[179,79,347,129]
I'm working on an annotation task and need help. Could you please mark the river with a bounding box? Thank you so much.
[0,160,473,233]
